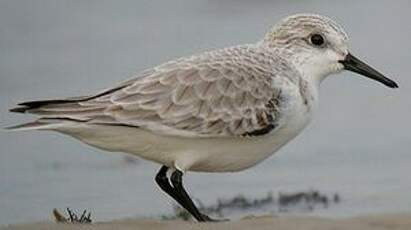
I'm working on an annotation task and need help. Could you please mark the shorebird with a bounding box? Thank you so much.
[8,14,398,222]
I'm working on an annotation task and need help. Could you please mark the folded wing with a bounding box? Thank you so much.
[11,45,295,137]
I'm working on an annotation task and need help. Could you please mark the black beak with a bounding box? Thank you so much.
[339,53,398,88]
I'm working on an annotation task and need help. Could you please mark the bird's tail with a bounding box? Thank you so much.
[7,97,93,131]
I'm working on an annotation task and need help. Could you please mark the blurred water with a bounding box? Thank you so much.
[1,0,411,226]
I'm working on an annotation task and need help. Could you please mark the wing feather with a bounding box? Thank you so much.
[14,45,299,137]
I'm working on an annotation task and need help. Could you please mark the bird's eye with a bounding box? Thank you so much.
[310,34,325,47]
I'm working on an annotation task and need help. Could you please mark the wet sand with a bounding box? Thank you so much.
[2,213,411,230]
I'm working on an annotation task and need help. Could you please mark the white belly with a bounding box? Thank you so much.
[57,96,314,173]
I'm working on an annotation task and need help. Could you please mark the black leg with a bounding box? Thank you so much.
[155,166,224,222]
[155,166,181,205]
[169,169,207,222]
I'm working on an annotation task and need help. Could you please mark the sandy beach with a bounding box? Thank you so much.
[2,214,411,230]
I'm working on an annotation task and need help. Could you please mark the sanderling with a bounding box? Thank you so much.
[8,13,398,221]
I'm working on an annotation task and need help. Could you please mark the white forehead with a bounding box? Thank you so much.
[271,13,349,41]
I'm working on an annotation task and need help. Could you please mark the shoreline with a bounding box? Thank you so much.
[2,213,411,230]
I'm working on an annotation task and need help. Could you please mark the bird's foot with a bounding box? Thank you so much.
[201,213,229,222]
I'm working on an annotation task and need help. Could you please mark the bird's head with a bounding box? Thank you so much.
[263,13,398,88]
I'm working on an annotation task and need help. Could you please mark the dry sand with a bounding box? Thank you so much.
[2,213,411,230]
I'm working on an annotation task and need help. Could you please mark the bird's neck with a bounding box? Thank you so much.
[298,75,320,113]
[298,62,328,88]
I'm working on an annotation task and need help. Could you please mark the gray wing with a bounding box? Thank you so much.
[12,45,297,137]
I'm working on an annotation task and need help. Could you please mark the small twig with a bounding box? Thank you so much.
[52,208,92,224]
[67,208,76,221]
